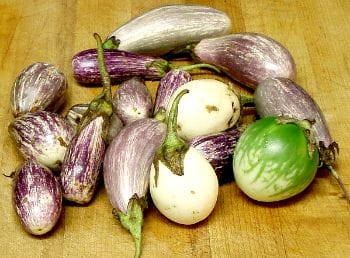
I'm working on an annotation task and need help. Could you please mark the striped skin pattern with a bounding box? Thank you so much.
[194,33,296,89]
[233,117,319,202]
[72,49,168,84]
[11,62,67,117]
[104,118,166,213]
[9,111,75,171]
[60,116,106,204]
[109,5,231,56]
[13,160,62,235]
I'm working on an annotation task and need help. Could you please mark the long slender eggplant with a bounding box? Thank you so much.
[193,33,296,89]
[11,62,67,117]
[108,4,232,55]
[113,77,153,125]
[72,49,219,84]
[60,33,114,204]
[254,77,350,204]
[103,118,166,258]
[13,160,62,235]
[153,69,192,118]
[9,111,75,171]
[189,129,241,184]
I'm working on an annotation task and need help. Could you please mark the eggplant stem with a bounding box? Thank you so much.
[113,196,144,258]
[175,63,221,74]
[327,165,350,205]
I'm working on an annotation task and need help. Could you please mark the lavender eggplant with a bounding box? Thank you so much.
[11,62,67,117]
[193,33,296,89]
[189,129,241,184]
[13,160,62,235]
[60,33,113,204]
[72,49,219,84]
[103,118,166,258]
[254,77,350,204]
[153,69,192,118]
[8,111,75,171]
[113,77,153,125]
[108,4,231,56]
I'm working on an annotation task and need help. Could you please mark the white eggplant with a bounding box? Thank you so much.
[108,4,231,55]
[166,79,241,140]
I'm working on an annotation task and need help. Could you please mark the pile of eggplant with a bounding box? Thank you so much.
[7,4,349,258]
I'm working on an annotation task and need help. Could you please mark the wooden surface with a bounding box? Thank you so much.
[1,0,350,257]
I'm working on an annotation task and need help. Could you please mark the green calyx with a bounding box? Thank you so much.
[154,89,189,181]
[113,195,147,258]
[102,36,120,50]
[77,33,113,140]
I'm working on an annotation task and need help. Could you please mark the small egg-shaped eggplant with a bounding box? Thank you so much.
[8,111,75,171]
[154,69,192,117]
[113,77,153,125]
[13,160,62,235]
[11,62,67,117]
[193,33,296,89]
[166,79,241,140]
[60,116,106,204]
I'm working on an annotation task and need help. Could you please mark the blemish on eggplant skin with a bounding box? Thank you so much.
[227,115,234,126]
[205,105,219,113]
[190,190,195,194]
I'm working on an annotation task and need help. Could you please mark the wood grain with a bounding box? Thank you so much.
[1,1,349,257]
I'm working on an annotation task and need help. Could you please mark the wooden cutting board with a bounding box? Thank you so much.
[0,1,349,257]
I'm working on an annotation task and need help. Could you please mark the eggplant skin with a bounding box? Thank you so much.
[189,129,241,183]
[13,160,62,235]
[11,62,67,117]
[194,33,296,89]
[254,77,333,148]
[60,116,106,204]
[103,118,166,213]
[72,49,167,84]
[109,4,232,55]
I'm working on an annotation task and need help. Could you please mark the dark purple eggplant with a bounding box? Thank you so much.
[11,62,67,117]
[60,116,106,204]
[193,33,296,89]
[13,160,62,235]
[113,77,153,125]
[8,111,75,171]
[153,69,192,118]
[103,118,166,258]
[254,77,349,204]
[189,129,241,184]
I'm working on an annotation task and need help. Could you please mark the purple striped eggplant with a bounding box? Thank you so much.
[193,33,296,89]
[254,77,350,204]
[108,4,232,56]
[13,160,62,235]
[103,118,166,258]
[113,77,153,125]
[189,129,241,184]
[11,62,67,117]
[60,116,106,204]
[153,69,192,118]
[8,111,75,171]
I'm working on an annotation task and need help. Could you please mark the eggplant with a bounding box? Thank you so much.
[104,118,166,258]
[108,4,231,56]
[193,33,296,89]
[254,77,350,204]
[13,160,62,235]
[189,129,241,184]
[11,62,67,117]
[60,116,106,204]
[113,77,153,125]
[153,69,192,118]
[8,111,75,171]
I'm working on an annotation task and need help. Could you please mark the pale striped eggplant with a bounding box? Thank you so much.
[13,160,62,235]
[8,111,75,171]
[193,33,296,89]
[113,77,153,125]
[11,62,67,117]
[108,4,232,56]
